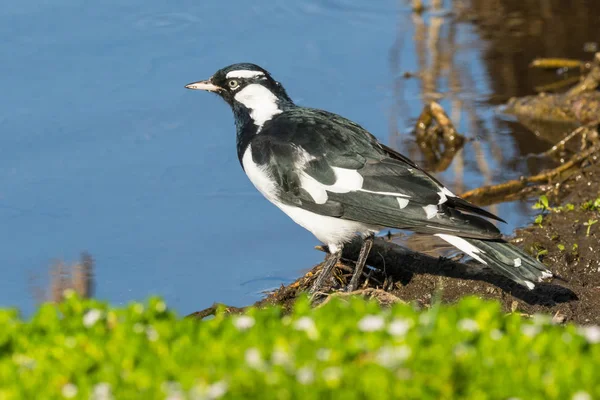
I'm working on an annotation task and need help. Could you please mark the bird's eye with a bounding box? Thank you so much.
[227,80,239,89]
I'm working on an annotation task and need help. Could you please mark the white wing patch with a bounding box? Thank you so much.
[441,187,456,197]
[437,186,456,204]
[422,204,438,219]
[513,258,522,267]
[434,234,487,265]
[226,70,265,79]
[299,167,363,204]
[541,270,553,279]
[524,281,535,290]
[299,166,414,206]
[234,84,282,130]
[299,174,329,204]
[330,168,364,192]
[397,198,409,209]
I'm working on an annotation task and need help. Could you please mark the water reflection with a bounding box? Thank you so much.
[1,0,598,314]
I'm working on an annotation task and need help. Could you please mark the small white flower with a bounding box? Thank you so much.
[162,381,183,400]
[358,315,385,332]
[64,336,77,348]
[388,318,413,336]
[62,383,78,398]
[146,327,159,342]
[83,309,103,328]
[91,382,113,400]
[579,326,600,344]
[322,367,342,382]
[155,301,167,313]
[490,329,503,340]
[375,345,411,368]
[271,349,291,366]
[132,303,144,314]
[245,348,263,369]
[206,381,228,399]
[233,315,255,331]
[296,367,314,384]
[419,313,432,326]
[458,319,479,332]
[294,317,318,339]
[316,348,331,361]
[521,324,541,338]
[294,317,316,332]
[572,391,592,400]
[133,323,145,334]
[12,354,35,369]
[453,343,472,357]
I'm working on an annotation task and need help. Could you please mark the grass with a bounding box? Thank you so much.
[0,292,598,399]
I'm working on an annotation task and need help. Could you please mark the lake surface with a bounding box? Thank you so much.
[2,0,598,315]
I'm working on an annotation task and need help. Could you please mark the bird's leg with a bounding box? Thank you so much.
[347,234,375,292]
[309,247,343,294]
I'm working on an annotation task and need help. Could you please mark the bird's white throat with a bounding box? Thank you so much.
[234,84,282,130]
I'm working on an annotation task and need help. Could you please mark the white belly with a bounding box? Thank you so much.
[277,203,379,252]
[242,145,379,251]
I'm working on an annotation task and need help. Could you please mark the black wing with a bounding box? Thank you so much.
[252,108,503,240]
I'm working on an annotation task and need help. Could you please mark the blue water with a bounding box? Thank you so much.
[1,0,556,315]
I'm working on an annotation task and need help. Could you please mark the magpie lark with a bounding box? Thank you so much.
[185,63,553,293]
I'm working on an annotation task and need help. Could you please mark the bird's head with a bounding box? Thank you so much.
[185,63,294,123]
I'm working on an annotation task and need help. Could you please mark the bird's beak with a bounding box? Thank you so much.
[184,79,222,92]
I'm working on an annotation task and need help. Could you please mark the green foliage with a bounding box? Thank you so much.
[534,214,544,226]
[584,219,598,236]
[533,195,550,211]
[0,293,599,399]
[581,197,600,211]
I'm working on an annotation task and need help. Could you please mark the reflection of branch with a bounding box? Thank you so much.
[415,102,465,171]
[31,252,96,304]
[461,140,600,205]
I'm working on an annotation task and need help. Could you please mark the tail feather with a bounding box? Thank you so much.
[435,234,552,289]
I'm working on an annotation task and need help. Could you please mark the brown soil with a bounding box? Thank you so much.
[247,161,600,325]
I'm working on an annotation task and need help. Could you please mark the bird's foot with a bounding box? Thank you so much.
[309,249,342,295]
[347,235,374,292]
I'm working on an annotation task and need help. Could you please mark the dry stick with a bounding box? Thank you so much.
[461,142,600,203]
[540,126,589,157]
[567,52,600,97]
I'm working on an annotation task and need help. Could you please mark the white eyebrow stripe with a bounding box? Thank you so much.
[226,70,265,79]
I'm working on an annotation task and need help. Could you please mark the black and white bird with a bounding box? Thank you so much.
[185,63,553,293]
